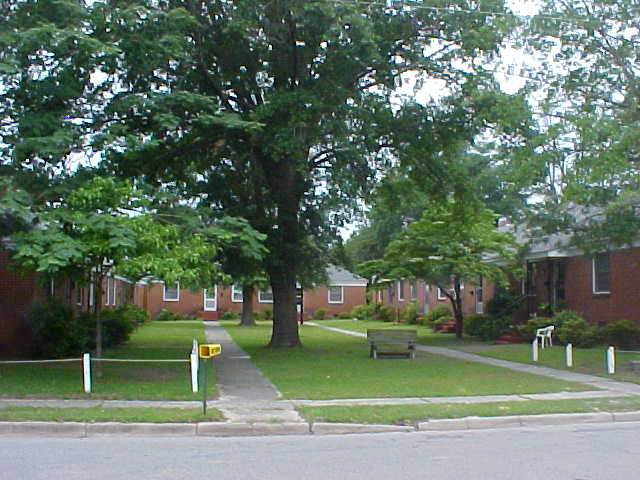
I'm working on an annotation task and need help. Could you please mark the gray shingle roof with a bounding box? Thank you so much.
[327,265,368,286]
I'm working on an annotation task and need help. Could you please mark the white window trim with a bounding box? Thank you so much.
[163,282,180,302]
[328,286,344,304]
[592,255,611,294]
[76,286,83,306]
[203,287,217,311]
[89,282,94,307]
[106,277,117,306]
[231,284,244,303]
[397,280,405,301]
[437,286,447,300]
[410,281,417,300]
[258,287,273,303]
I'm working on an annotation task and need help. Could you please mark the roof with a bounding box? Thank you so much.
[327,265,368,286]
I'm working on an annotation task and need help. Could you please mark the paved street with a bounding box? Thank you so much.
[2,422,639,480]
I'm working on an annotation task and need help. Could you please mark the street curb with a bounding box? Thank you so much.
[2,411,640,437]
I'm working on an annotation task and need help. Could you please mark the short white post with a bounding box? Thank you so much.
[192,339,198,355]
[532,338,538,362]
[190,352,199,393]
[566,343,573,367]
[83,353,91,393]
[607,346,615,374]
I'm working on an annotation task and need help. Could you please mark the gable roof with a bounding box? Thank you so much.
[327,265,368,286]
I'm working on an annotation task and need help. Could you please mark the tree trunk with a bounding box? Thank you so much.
[268,268,301,347]
[239,285,255,326]
[453,278,464,339]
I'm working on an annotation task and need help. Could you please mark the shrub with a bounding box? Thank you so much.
[336,311,353,319]
[604,320,640,349]
[464,314,511,341]
[101,307,137,348]
[376,305,394,322]
[312,308,327,320]
[486,287,523,317]
[401,302,419,324]
[550,309,583,329]
[155,309,182,321]
[422,305,452,328]
[221,310,239,321]
[28,298,89,359]
[256,307,273,322]
[119,303,149,326]
[350,304,377,321]
[557,316,603,348]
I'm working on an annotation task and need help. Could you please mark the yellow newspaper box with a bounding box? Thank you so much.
[199,344,222,359]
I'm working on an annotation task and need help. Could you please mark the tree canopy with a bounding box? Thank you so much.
[2,0,522,347]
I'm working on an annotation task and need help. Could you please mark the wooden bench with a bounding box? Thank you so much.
[367,329,417,359]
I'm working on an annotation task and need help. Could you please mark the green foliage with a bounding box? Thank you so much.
[28,298,88,359]
[255,307,273,322]
[557,316,603,349]
[422,305,453,328]
[336,312,353,319]
[550,310,583,329]
[220,310,240,322]
[464,314,511,341]
[350,304,377,321]
[154,309,197,322]
[486,287,524,318]
[119,304,150,326]
[519,317,556,342]
[311,308,327,320]
[604,320,640,349]
[376,305,395,323]
[100,307,137,348]
[401,302,420,325]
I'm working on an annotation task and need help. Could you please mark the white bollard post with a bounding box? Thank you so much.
[190,353,199,393]
[83,353,91,393]
[607,346,615,374]
[192,339,198,355]
[532,338,539,362]
[566,343,573,367]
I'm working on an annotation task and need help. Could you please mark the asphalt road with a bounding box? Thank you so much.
[3,423,639,480]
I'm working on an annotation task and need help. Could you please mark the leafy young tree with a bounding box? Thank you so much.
[371,199,520,337]
[2,0,519,347]
[5,176,224,358]
[518,0,640,252]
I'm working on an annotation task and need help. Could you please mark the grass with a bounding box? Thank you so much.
[468,343,640,384]
[0,406,223,423]
[0,321,215,400]
[298,396,640,425]
[222,321,591,400]
[311,318,482,348]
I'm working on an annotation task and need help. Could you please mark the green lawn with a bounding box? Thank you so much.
[222,321,591,400]
[0,321,215,400]
[298,396,640,425]
[468,343,640,385]
[312,318,482,348]
[0,406,223,423]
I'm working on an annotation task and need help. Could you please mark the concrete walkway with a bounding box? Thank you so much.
[203,322,302,423]
[3,320,640,437]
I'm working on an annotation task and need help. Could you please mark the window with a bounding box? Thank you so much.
[377,290,383,303]
[593,253,611,294]
[258,287,273,303]
[398,280,406,301]
[106,277,117,306]
[204,288,217,311]
[410,281,417,300]
[328,286,344,304]
[163,283,180,301]
[76,286,83,306]
[231,284,244,303]
[437,286,447,300]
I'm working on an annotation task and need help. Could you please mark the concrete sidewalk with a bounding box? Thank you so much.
[3,320,640,437]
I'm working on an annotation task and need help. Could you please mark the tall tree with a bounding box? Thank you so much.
[3,0,518,347]
[519,0,640,252]
[364,198,520,337]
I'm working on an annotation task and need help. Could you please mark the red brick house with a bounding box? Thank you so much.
[0,251,133,358]
[375,277,494,319]
[137,265,368,320]
[512,230,640,325]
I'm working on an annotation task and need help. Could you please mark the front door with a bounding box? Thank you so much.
[203,287,217,311]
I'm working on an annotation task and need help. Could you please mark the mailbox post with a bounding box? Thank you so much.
[198,344,221,414]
